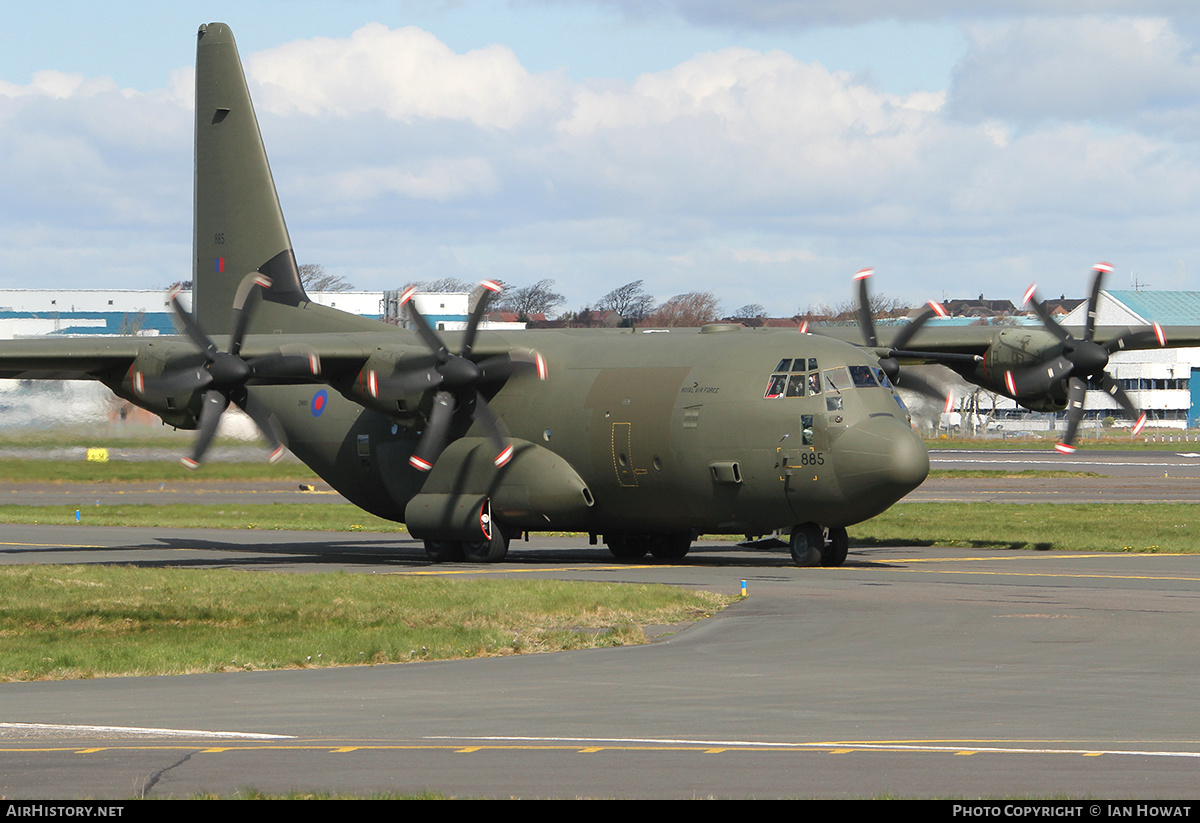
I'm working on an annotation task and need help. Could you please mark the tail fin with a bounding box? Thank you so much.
[192,22,309,332]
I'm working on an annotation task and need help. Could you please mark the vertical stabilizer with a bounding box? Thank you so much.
[193,22,308,332]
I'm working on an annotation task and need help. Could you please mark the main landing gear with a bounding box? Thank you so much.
[424,525,512,564]
[789,523,848,567]
[604,533,692,561]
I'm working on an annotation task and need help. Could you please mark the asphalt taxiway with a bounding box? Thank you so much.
[1,449,1199,798]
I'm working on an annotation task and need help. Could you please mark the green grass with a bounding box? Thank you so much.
[925,434,1200,452]
[0,503,403,531]
[5,500,1195,554]
[0,458,319,483]
[0,565,732,681]
[926,469,1102,479]
[863,503,1197,553]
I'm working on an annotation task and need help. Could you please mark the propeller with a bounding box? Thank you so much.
[852,268,955,403]
[1014,262,1164,454]
[134,273,321,468]
[368,280,547,472]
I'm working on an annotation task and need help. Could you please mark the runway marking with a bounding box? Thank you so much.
[4,740,1200,760]
[0,542,108,549]
[396,565,659,576]
[423,735,1200,759]
[0,722,293,740]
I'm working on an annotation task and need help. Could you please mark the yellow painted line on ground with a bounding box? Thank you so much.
[395,564,659,576]
[0,741,1193,759]
[0,542,108,549]
[869,552,1188,564]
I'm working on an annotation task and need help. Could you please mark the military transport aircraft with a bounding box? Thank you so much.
[0,24,1189,568]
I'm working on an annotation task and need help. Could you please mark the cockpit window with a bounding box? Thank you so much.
[775,358,792,372]
[786,375,805,397]
[872,367,893,389]
[849,365,878,388]
[822,367,852,392]
[764,373,787,399]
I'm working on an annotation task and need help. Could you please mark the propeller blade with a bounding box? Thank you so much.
[890,302,948,352]
[409,391,456,472]
[239,391,287,463]
[893,369,946,405]
[399,286,450,361]
[1084,263,1111,343]
[1055,376,1088,454]
[1098,372,1139,418]
[460,280,503,359]
[167,286,220,360]
[229,273,272,356]
[181,389,230,469]
[1106,323,1166,352]
[1023,285,1072,344]
[471,392,514,467]
[854,268,878,348]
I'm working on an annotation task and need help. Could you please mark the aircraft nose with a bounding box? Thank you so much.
[832,415,929,501]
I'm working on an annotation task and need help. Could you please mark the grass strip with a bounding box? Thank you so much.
[1,502,1195,552]
[926,469,1101,479]
[0,458,318,484]
[0,565,732,681]
[0,503,404,532]
[862,502,1196,553]
[925,436,1200,452]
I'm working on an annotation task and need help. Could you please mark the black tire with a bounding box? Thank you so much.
[463,527,509,563]
[425,539,464,563]
[605,534,649,560]
[789,523,823,566]
[649,533,691,559]
[821,526,849,567]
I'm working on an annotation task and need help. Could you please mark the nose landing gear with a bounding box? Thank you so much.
[789,523,849,567]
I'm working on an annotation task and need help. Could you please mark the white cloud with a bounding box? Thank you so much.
[949,16,1200,126]
[576,1,1200,28]
[247,23,566,129]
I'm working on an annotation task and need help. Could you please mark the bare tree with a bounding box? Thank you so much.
[495,279,565,318]
[595,280,655,324]
[645,292,721,327]
[733,303,766,319]
[299,263,353,292]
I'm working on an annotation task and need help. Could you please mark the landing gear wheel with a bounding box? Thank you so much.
[424,539,464,563]
[605,534,648,560]
[789,523,823,567]
[464,527,509,563]
[821,526,849,567]
[649,533,691,560]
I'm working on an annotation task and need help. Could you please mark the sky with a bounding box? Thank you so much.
[3,1,1200,318]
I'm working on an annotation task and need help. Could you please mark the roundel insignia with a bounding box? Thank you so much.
[311,389,328,418]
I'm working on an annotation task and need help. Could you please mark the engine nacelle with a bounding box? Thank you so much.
[332,346,433,422]
[105,340,206,429]
[405,437,595,540]
[967,327,1069,411]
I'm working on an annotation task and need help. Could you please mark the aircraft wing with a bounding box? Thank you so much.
[811,324,1200,362]
[0,337,145,381]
